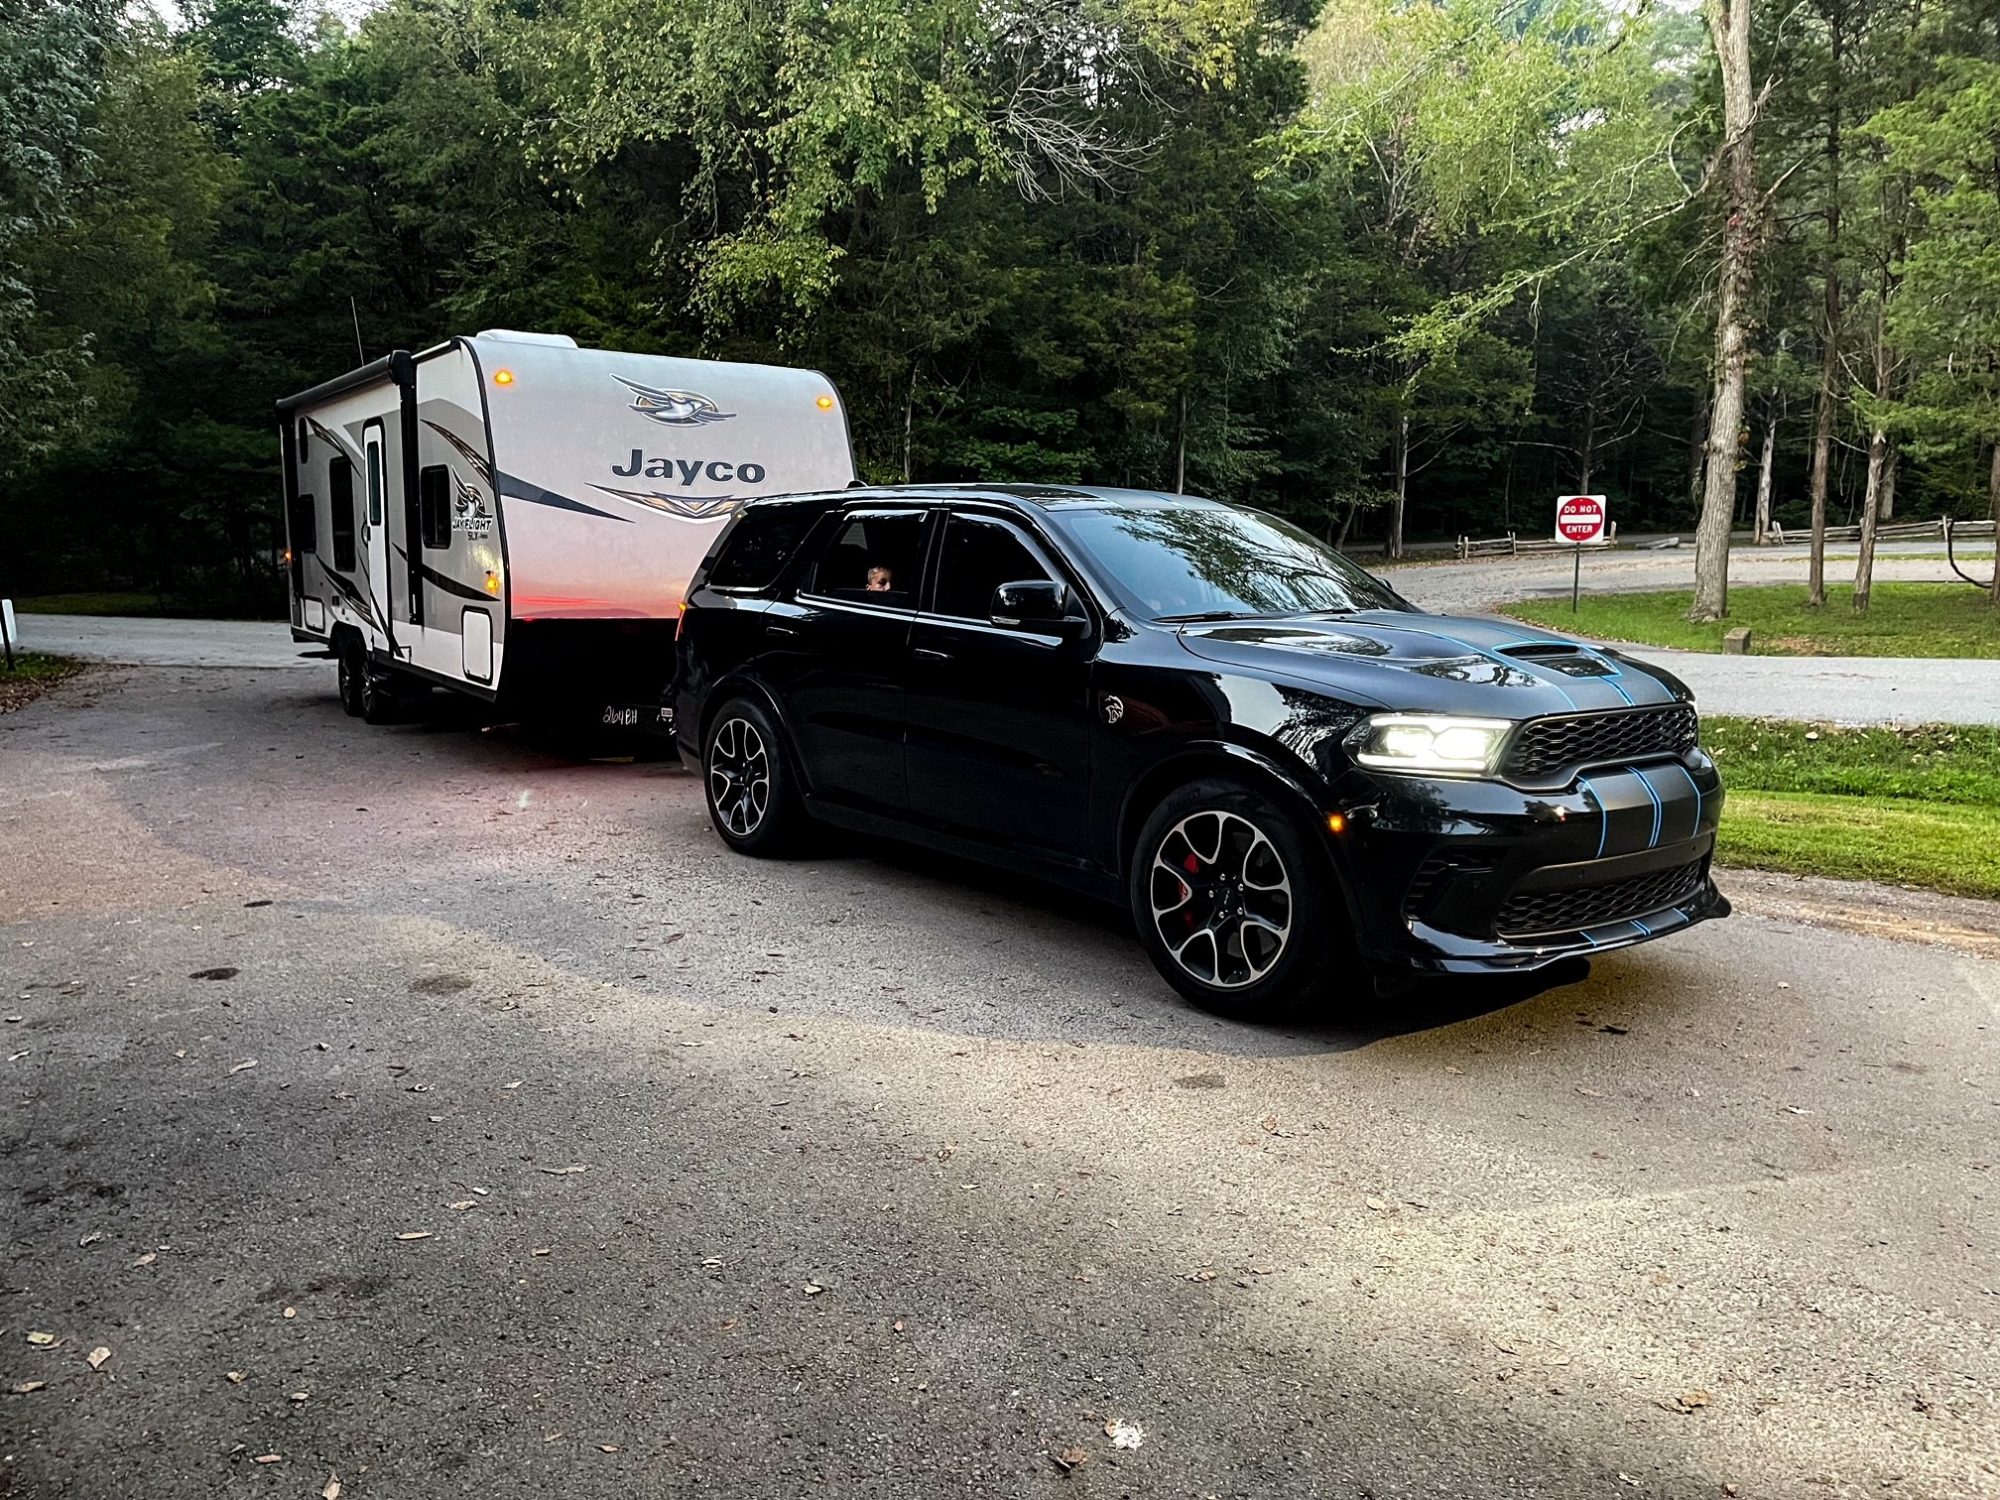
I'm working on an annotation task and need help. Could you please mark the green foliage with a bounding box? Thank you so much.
[6,0,2000,611]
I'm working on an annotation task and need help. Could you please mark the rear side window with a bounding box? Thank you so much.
[420,465,452,550]
[706,504,820,590]
[330,457,357,571]
[932,515,1052,620]
[808,512,926,606]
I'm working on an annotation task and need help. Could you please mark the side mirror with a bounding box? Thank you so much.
[990,580,1086,636]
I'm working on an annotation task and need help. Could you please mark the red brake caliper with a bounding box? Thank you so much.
[1182,853,1200,929]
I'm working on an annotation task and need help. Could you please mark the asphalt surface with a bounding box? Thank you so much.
[2,666,1996,1498]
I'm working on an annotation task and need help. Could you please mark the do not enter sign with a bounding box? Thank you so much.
[1556,494,1608,545]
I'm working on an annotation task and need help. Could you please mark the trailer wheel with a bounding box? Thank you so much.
[337,638,365,718]
[358,663,399,725]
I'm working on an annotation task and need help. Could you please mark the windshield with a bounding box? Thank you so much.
[1061,503,1409,621]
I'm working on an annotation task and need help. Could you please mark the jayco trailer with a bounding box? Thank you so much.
[275,331,856,722]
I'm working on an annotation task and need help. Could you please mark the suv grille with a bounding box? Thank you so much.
[1495,859,1706,941]
[1502,705,1698,781]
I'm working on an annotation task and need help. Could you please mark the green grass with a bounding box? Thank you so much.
[1502,582,2000,658]
[1707,716,2000,899]
[14,591,173,616]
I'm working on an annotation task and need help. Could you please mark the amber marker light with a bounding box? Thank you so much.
[493,368,515,386]
[1326,812,1348,835]
[815,394,835,410]
[483,571,501,595]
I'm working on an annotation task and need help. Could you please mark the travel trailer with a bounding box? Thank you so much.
[275,331,856,723]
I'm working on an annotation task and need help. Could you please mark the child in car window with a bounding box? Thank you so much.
[866,566,894,592]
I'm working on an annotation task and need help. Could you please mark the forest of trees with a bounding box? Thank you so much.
[2,0,1997,614]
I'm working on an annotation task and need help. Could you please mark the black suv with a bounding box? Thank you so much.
[670,485,1726,1013]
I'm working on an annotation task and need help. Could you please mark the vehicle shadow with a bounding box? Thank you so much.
[853,835,1594,1055]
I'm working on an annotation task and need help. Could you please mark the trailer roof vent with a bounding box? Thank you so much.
[475,330,579,348]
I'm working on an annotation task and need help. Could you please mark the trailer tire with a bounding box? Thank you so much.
[358,663,399,725]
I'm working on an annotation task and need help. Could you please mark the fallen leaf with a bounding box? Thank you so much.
[322,1475,341,1500]
[283,1307,297,1319]
[395,1230,433,1242]
[1104,1418,1144,1450]
[10,1381,47,1394]
[531,1247,551,1257]
[598,1444,619,1453]
[892,1320,905,1333]
[252,1453,282,1464]
[448,1200,476,1211]
[226,1370,247,1384]
[1185,1266,1217,1283]
[86,1346,111,1370]
[130,1253,156,1268]
[803,1282,824,1295]
[1575,1086,1603,1098]
[539,1164,587,1175]
[289,1391,309,1402]
[543,1432,563,1442]
[228,1059,257,1075]
[502,1080,523,1090]
[1364,1196,1388,1212]
[25,1332,55,1347]
[190,967,240,981]
[1051,1445,1091,1472]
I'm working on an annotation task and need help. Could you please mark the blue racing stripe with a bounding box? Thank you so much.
[1634,768,1664,848]
[1403,627,1582,710]
[1579,776,1608,859]
[1670,760,1704,842]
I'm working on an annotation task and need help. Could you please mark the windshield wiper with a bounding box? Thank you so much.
[1156,610,1264,624]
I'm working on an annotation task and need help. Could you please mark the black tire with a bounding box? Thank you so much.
[701,696,806,855]
[337,637,365,718]
[1129,777,1345,1018]
[358,658,400,725]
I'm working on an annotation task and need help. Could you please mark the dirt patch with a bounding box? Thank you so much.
[1721,865,2000,960]
[0,656,88,714]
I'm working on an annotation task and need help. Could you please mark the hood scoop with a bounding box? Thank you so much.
[1498,641,1617,678]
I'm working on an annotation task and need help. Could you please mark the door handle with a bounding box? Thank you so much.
[912,646,953,662]
[765,623,799,639]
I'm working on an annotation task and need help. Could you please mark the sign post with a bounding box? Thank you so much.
[1555,495,1608,613]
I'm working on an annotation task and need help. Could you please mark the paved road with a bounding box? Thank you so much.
[1385,547,2000,726]
[3,668,1995,1497]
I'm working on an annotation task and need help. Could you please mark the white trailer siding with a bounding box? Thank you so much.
[463,338,852,623]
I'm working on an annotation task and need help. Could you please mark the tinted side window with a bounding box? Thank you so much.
[420,465,452,550]
[330,457,357,571]
[707,505,819,590]
[932,516,1051,620]
[808,512,926,606]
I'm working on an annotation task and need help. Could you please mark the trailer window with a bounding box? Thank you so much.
[288,491,318,555]
[706,505,819,590]
[420,465,453,550]
[330,457,357,571]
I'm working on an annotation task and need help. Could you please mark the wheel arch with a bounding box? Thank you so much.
[1116,743,1364,943]
[696,674,813,791]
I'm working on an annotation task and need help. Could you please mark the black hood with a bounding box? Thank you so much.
[1175,611,1692,719]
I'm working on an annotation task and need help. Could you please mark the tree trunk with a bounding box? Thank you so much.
[1389,410,1409,560]
[1688,400,1709,516]
[901,365,917,484]
[1808,0,1844,607]
[1753,408,1777,543]
[1175,390,1187,495]
[1691,0,1761,621]
[1989,442,2000,610]
[1853,434,1894,613]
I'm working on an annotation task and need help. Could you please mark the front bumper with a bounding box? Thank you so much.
[1329,752,1729,976]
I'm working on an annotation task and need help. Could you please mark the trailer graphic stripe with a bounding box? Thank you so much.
[416,560,495,603]
[497,472,631,523]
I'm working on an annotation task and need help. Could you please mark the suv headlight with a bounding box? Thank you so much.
[1346,714,1512,776]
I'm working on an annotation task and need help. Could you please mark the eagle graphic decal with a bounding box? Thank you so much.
[615,376,734,426]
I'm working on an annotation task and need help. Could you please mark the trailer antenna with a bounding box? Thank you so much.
[349,297,365,363]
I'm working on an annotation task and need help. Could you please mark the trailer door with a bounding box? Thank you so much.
[363,421,391,651]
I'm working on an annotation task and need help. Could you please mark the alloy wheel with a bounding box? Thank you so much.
[708,717,772,839]
[1148,809,1293,989]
